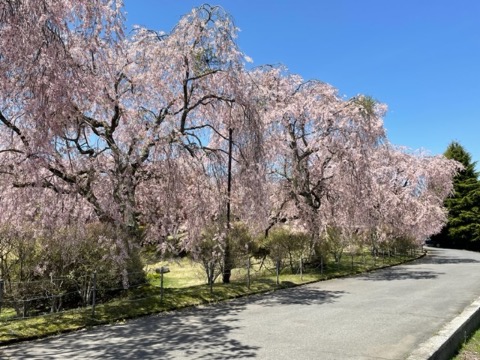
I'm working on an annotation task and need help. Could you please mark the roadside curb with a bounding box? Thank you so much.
[407,296,480,360]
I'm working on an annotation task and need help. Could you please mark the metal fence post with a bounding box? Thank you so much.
[209,262,214,295]
[91,271,97,318]
[160,271,164,302]
[276,258,280,285]
[155,267,170,303]
[247,256,251,289]
[0,279,3,314]
[300,258,303,280]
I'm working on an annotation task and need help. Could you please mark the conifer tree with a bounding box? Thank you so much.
[432,142,480,249]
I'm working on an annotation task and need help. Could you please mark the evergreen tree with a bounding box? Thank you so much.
[432,142,480,249]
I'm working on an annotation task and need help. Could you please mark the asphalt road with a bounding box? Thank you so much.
[2,247,480,359]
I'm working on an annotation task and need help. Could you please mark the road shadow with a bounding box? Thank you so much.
[2,285,347,359]
[357,267,443,281]
[2,302,259,359]
[422,247,480,264]
[250,286,346,306]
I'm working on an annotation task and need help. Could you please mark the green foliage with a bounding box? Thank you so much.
[262,227,310,272]
[354,95,377,117]
[386,236,418,254]
[189,222,225,285]
[432,142,480,249]
[189,221,257,285]
[322,226,349,263]
[227,222,259,265]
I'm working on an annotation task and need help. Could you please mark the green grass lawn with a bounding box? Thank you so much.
[0,251,422,345]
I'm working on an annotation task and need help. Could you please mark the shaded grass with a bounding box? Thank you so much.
[0,251,422,345]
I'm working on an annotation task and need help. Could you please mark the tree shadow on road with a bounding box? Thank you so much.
[422,248,480,264]
[2,302,259,360]
[422,256,480,265]
[2,285,348,359]
[250,286,346,306]
[356,267,443,281]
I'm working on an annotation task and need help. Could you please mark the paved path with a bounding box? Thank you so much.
[2,247,480,359]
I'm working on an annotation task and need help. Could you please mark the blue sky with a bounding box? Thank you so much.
[124,0,480,165]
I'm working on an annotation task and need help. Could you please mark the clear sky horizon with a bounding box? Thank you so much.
[123,0,480,166]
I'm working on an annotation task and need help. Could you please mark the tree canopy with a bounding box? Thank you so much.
[0,2,460,286]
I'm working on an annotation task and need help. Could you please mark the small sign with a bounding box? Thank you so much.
[155,266,170,274]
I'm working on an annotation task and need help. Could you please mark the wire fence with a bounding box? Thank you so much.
[0,270,148,322]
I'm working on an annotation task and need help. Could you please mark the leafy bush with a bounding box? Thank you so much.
[0,223,146,317]
[262,227,310,273]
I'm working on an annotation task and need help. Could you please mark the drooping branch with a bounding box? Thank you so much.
[0,110,30,148]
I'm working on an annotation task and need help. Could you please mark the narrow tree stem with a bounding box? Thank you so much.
[223,128,233,283]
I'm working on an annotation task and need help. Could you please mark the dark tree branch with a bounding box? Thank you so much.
[0,110,30,148]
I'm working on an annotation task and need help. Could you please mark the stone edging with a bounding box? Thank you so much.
[407,296,480,360]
